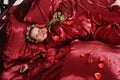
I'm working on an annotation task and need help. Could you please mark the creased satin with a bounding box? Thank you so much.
[94,24,120,45]
[3,15,27,68]
[1,0,120,80]
[59,40,120,80]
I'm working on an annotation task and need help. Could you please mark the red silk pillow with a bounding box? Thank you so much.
[60,40,120,80]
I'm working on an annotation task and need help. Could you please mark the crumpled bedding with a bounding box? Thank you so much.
[0,0,120,80]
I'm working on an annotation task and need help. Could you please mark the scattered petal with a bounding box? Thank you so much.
[94,72,101,80]
[88,50,94,55]
[80,53,86,57]
[98,63,104,69]
[88,58,93,63]
[63,21,73,25]
[99,56,106,62]
[42,28,48,33]
[52,36,59,41]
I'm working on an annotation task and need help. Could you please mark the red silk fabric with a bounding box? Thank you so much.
[59,40,120,80]
[94,24,120,45]
[1,0,120,80]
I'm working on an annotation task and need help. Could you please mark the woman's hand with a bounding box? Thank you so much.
[19,64,28,73]
[110,0,120,7]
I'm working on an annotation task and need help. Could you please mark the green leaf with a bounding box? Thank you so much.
[60,15,66,23]
[57,11,62,17]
